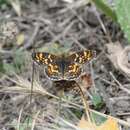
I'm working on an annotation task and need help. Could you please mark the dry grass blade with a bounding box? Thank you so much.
[9,0,21,16]
[17,107,23,130]
[76,83,91,123]
[1,73,130,127]
[2,74,130,127]
[31,110,40,130]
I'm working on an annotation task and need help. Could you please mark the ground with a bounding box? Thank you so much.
[0,0,130,130]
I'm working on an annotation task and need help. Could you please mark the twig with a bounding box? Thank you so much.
[59,117,79,130]
[71,36,86,50]
[96,80,116,116]
[110,96,130,102]
[98,77,116,86]
[4,75,130,127]
[2,86,130,127]
[0,49,13,54]
[20,22,40,50]
[91,5,107,34]
[110,72,130,94]
[116,112,130,116]
[44,19,75,46]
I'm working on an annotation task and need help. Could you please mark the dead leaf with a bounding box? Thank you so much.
[106,42,130,77]
[78,115,119,130]
[81,73,92,90]
[16,33,25,45]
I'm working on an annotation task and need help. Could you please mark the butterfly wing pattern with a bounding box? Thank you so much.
[32,50,96,81]
[32,52,58,65]
[32,52,61,80]
[68,50,96,64]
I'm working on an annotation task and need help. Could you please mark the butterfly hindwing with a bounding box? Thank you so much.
[64,63,82,80]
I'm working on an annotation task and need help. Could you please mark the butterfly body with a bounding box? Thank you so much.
[32,50,96,81]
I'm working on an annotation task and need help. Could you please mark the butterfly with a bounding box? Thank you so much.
[32,50,96,81]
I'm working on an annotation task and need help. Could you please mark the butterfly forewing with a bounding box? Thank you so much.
[32,52,62,80]
[32,52,58,65]
[68,50,96,64]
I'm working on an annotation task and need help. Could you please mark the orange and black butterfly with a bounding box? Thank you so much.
[32,50,96,81]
